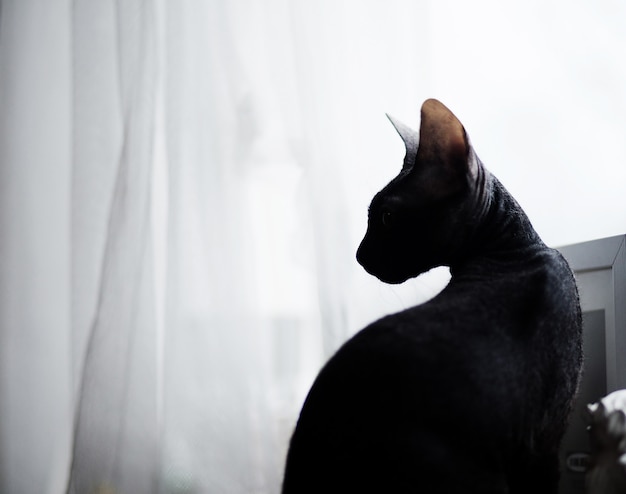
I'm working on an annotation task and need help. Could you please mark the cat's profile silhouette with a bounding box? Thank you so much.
[281,99,583,494]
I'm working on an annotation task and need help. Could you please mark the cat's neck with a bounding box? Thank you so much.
[450,165,546,276]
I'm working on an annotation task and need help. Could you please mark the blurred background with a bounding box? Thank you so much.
[0,0,625,492]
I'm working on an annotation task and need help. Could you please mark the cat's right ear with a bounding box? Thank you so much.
[414,99,478,198]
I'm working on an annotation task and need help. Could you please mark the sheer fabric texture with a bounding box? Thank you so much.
[69,1,354,492]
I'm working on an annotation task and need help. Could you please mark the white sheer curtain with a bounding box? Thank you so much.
[68,1,360,492]
[2,1,626,493]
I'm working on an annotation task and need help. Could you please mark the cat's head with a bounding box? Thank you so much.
[356,99,488,284]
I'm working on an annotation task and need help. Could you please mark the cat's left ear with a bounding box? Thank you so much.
[413,99,479,198]
[386,113,419,171]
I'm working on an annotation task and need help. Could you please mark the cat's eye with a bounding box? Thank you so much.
[381,211,395,228]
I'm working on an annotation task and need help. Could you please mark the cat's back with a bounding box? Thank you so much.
[377,246,581,402]
[376,245,578,344]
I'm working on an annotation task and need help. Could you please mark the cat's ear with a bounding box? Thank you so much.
[386,113,419,171]
[414,99,477,197]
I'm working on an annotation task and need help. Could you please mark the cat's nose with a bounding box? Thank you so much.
[356,239,368,268]
[356,238,378,276]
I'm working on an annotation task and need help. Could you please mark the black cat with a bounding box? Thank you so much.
[281,99,583,493]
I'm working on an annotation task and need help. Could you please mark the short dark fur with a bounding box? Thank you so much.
[281,100,583,493]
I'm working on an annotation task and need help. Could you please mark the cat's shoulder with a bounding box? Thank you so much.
[531,247,577,293]
[494,245,575,290]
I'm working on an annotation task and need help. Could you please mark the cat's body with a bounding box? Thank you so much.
[281,100,583,493]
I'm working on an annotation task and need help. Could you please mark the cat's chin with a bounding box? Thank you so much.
[378,275,410,285]
[359,261,419,284]
[369,271,414,285]
[372,266,438,285]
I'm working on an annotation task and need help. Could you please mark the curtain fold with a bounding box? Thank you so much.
[68,1,160,492]
[160,2,307,492]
